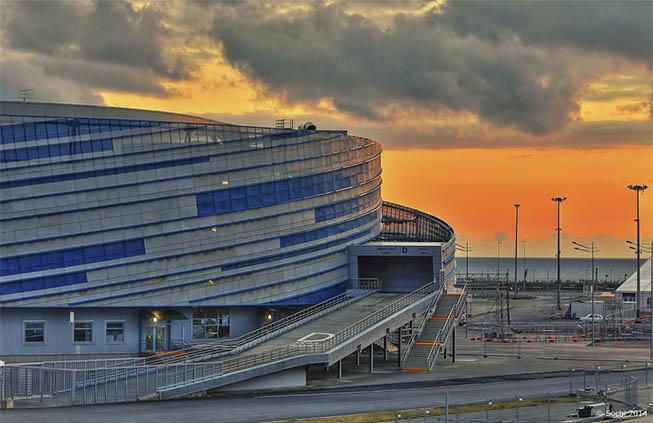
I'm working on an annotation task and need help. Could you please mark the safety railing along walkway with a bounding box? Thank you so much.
[142,286,381,366]
[157,281,439,399]
[425,284,468,370]
[0,360,222,408]
[399,282,445,367]
[0,286,380,408]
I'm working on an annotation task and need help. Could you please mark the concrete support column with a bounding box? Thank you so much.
[356,347,361,367]
[383,335,388,361]
[369,343,374,373]
[452,327,457,363]
[338,360,342,379]
[397,329,402,367]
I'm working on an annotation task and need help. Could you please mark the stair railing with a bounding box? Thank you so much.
[425,283,468,370]
[400,281,445,366]
[159,281,439,395]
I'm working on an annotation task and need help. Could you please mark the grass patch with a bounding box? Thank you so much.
[272,396,576,423]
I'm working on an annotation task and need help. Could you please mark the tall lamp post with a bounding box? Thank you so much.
[627,184,648,318]
[497,239,503,326]
[573,241,599,348]
[456,242,473,281]
[521,240,527,291]
[513,204,520,298]
[552,197,567,310]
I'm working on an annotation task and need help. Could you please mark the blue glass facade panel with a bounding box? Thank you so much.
[279,212,378,248]
[0,239,146,276]
[0,272,87,295]
[220,221,377,272]
[267,282,347,306]
[0,118,163,145]
[1,139,113,163]
[195,158,381,217]
[1,153,210,189]
[314,189,381,222]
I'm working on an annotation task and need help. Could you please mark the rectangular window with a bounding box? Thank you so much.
[73,321,93,343]
[105,321,125,344]
[24,321,45,343]
[192,308,230,339]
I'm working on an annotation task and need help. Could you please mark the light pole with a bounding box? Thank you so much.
[552,196,567,310]
[514,204,520,299]
[627,184,647,318]
[497,239,503,326]
[456,242,473,281]
[521,240,527,291]
[573,241,599,348]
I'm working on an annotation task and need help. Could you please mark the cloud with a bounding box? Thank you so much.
[0,55,104,105]
[208,1,650,136]
[0,0,195,100]
[440,0,653,68]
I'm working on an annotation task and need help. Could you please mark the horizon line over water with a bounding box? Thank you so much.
[457,257,646,283]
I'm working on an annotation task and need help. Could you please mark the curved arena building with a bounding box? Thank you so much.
[0,101,455,361]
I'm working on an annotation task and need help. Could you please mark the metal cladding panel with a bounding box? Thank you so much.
[0,101,383,307]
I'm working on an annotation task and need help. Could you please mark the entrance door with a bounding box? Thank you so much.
[144,324,168,353]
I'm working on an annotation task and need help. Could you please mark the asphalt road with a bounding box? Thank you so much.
[1,369,647,423]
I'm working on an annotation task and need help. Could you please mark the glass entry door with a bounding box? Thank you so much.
[144,324,168,353]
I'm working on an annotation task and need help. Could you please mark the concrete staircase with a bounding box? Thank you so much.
[402,293,462,372]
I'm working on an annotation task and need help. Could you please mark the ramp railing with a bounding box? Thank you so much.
[159,281,439,397]
[0,361,222,408]
[142,287,378,366]
[426,283,468,370]
[399,282,445,366]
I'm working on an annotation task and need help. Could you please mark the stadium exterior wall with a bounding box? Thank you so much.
[0,101,452,360]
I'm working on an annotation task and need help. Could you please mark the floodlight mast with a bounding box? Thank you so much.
[456,242,473,281]
[551,197,567,310]
[627,184,647,318]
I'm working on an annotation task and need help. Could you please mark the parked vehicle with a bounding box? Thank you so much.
[580,314,604,322]
[548,311,566,320]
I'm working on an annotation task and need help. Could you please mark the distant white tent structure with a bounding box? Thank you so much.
[616,258,652,312]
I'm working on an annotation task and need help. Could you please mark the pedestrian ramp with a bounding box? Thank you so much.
[401,284,467,372]
[1,281,440,407]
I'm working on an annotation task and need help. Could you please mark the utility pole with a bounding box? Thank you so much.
[456,242,473,281]
[552,197,567,310]
[522,240,527,291]
[627,184,647,318]
[513,204,520,297]
[573,241,599,348]
[19,88,33,102]
[497,239,503,326]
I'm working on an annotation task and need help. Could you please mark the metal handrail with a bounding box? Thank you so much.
[160,281,438,391]
[141,288,378,366]
[426,284,468,370]
[400,282,445,366]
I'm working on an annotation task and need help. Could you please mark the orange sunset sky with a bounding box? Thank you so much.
[1,0,651,257]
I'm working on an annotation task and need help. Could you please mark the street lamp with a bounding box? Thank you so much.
[521,240,527,291]
[513,204,520,299]
[552,197,567,310]
[456,242,473,281]
[627,184,647,317]
[497,239,504,326]
[573,241,599,348]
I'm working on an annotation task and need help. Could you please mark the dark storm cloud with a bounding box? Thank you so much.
[208,1,650,135]
[440,0,653,67]
[1,0,192,100]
